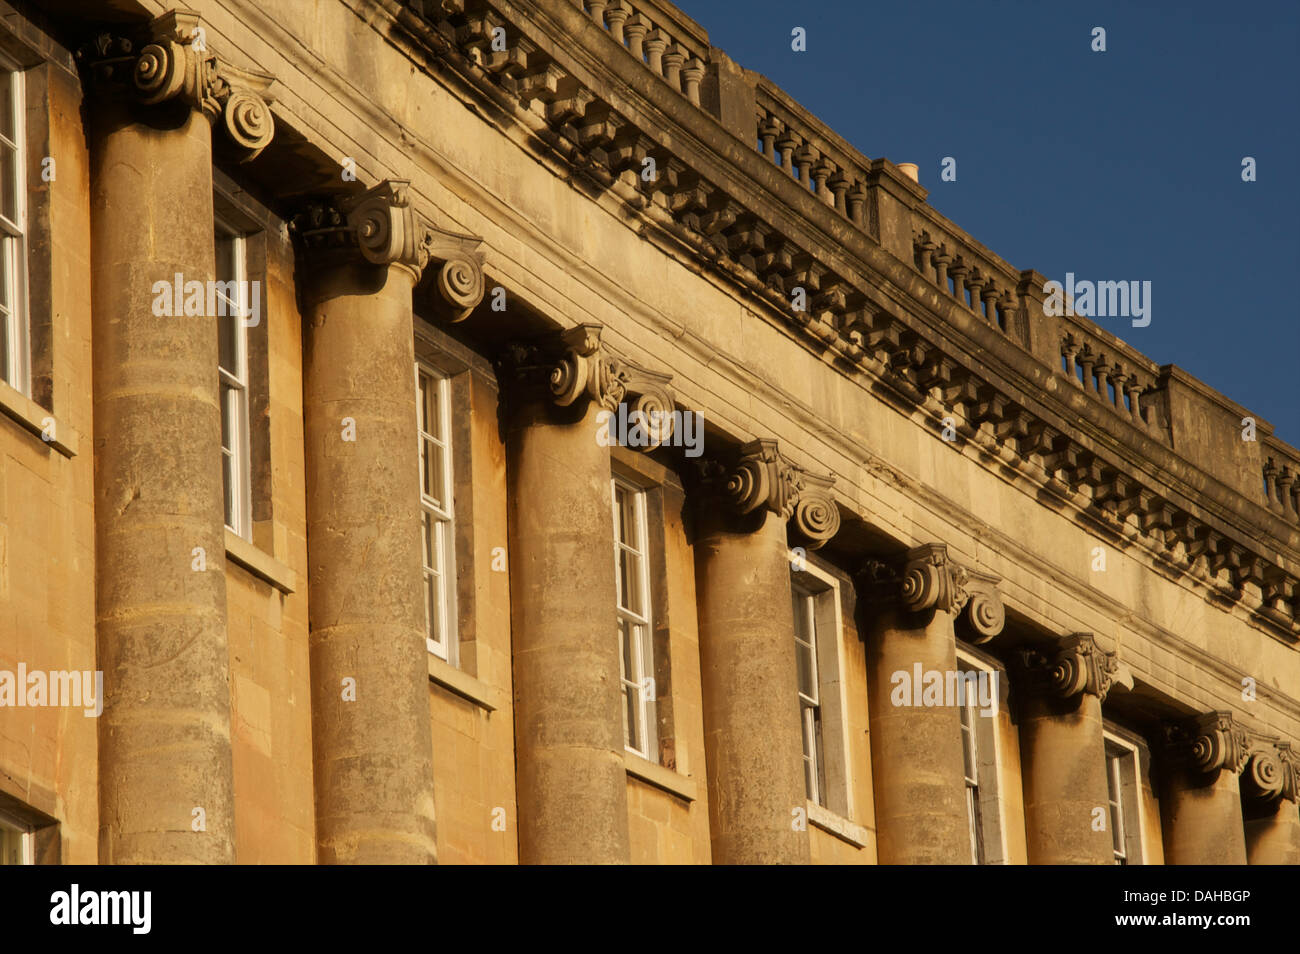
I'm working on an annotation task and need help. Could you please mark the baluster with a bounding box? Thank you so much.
[965,271,985,314]
[1278,467,1297,518]
[644,28,668,73]
[624,14,648,60]
[662,45,685,90]
[980,285,999,323]
[948,261,967,302]
[794,144,815,190]
[605,3,629,42]
[1061,337,1080,382]
[1078,348,1096,393]
[847,183,866,226]
[812,159,834,204]
[682,57,705,105]
[776,130,796,175]
[933,250,951,292]
[1264,459,1280,508]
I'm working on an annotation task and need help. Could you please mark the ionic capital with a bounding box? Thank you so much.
[1017,632,1130,702]
[699,440,840,549]
[1241,739,1300,806]
[503,324,677,444]
[860,543,1005,641]
[78,9,276,161]
[1164,710,1253,776]
[291,180,486,318]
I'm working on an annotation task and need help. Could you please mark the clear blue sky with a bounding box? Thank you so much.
[679,0,1300,445]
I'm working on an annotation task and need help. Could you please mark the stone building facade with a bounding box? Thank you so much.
[0,0,1296,865]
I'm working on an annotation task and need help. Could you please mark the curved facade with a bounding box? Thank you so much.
[0,0,1296,865]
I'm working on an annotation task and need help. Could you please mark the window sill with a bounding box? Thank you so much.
[427,653,505,712]
[623,751,697,802]
[807,801,871,849]
[0,379,77,458]
[224,528,296,594]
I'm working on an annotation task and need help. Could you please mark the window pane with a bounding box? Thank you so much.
[215,231,235,281]
[426,572,441,647]
[0,71,13,142]
[0,144,15,227]
[423,373,440,440]
[0,310,8,387]
[618,546,642,615]
[0,235,10,314]
[615,486,637,547]
[795,639,816,699]
[620,617,638,683]
[423,438,444,506]
[218,312,238,374]
[220,384,236,450]
[222,450,235,529]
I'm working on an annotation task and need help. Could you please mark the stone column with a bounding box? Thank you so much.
[694,440,840,864]
[860,544,1005,864]
[1160,711,1251,865]
[1015,633,1127,864]
[82,10,274,864]
[293,180,485,863]
[1241,740,1300,865]
[504,324,674,864]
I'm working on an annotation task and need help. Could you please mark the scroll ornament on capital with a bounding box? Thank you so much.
[1165,711,1252,776]
[861,543,1005,641]
[1241,740,1300,805]
[1018,632,1131,702]
[77,9,276,161]
[713,439,841,549]
[501,324,677,447]
[290,180,486,319]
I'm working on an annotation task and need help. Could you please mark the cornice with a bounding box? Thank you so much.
[859,542,1006,642]
[371,0,1300,639]
[76,7,276,161]
[290,178,486,316]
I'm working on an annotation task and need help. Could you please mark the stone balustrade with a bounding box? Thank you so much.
[754,83,870,225]
[1263,437,1300,524]
[910,226,1022,340]
[579,0,708,105]
[1058,323,1163,435]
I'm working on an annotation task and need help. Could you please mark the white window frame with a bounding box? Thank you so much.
[417,362,457,664]
[956,647,1008,865]
[1103,729,1146,865]
[613,476,656,760]
[215,221,251,539]
[790,554,853,818]
[0,57,28,395]
[0,808,33,865]
[792,580,826,807]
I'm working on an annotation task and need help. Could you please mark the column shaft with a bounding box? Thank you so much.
[1019,691,1113,864]
[866,605,969,864]
[302,263,437,863]
[1161,768,1248,864]
[1245,803,1300,864]
[696,509,809,864]
[507,398,630,864]
[91,102,235,863]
